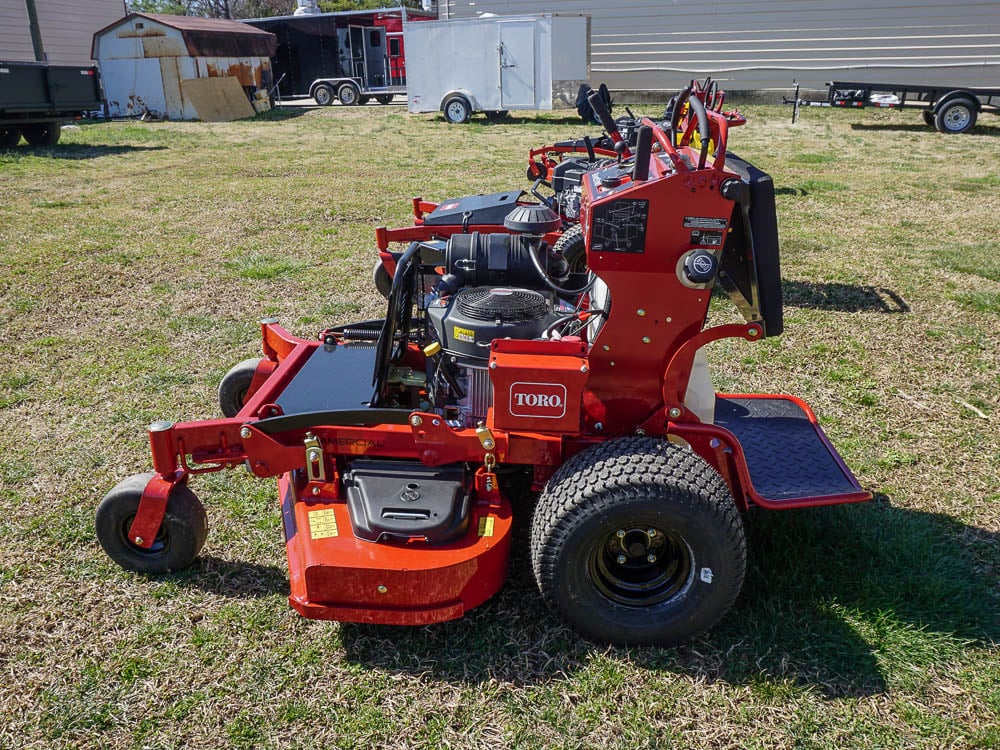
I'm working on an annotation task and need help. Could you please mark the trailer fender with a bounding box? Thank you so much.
[933,89,982,112]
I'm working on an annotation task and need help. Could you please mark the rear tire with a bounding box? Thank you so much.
[0,127,20,147]
[22,122,60,147]
[313,84,335,106]
[934,97,978,134]
[376,94,394,105]
[219,357,264,418]
[338,83,361,106]
[96,473,208,574]
[443,95,471,124]
[552,223,587,273]
[531,437,745,645]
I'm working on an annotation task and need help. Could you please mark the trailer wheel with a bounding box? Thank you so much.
[552,222,587,273]
[338,83,361,106]
[443,95,471,124]
[96,473,208,574]
[935,97,978,134]
[22,122,60,147]
[219,357,264,418]
[0,127,20,147]
[531,437,746,645]
[313,84,335,106]
[375,94,394,105]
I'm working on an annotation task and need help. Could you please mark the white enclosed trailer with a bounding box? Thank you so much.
[403,14,590,123]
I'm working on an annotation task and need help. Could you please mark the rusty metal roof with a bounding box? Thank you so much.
[95,13,277,58]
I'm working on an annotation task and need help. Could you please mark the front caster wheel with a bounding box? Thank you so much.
[96,473,208,574]
[531,437,745,646]
[219,357,264,418]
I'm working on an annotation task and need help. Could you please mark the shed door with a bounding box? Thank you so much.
[499,21,535,108]
[99,59,165,118]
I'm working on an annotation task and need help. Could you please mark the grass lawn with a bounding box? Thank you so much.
[0,101,998,749]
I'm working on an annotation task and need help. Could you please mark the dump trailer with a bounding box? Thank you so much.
[244,8,433,106]
[404,14,591,123]
[0,60,102,146]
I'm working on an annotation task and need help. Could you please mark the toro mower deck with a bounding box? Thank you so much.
[97,81,870,645]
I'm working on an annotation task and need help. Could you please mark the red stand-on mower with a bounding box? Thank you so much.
[97,84,870,645]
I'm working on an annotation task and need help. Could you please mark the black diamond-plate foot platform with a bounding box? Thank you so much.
[714,396,865,504]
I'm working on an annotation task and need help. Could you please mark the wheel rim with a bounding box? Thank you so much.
[315,87,331,105]
[944,105,971,131]
[589,525,694,606]
[118,513,169,558]
[446,101,466,122]
[341,87,357,104]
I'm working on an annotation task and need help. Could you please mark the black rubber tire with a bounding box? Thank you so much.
[313,83,335,106]
[219,357,263,418]
[934,97,978,134]
[376,94,394,105]
[0,127,21,147]
[373,258,393,299]
[485,110,509,122]
[358,95,371,105]
[443,95,471,124]
[338,83,361,106]
[922,109,935,127]
[96,472,208,574]
[531,437,746,646]
[552,222,587,273]
[22,122,60,147]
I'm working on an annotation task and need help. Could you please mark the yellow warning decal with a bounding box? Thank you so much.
[308,509,339,540]
[478,516,495,537]
[453,325,475,343]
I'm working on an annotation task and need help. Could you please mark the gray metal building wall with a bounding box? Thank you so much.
[439,0,1000,93]
[0,0,125,63]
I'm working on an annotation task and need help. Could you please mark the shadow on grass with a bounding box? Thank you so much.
[174,555,289,599]
[340,498,999,697]
[784,280,910,313]
[849,122,1000,136]
[254,106,314,121]
[2,144,168,159]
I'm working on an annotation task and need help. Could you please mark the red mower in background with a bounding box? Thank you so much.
[97,81,870,646]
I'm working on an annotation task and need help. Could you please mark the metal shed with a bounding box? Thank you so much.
[92,13,277,119]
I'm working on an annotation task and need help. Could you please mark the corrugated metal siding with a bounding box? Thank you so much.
[36,0,124,64]
[440,0,1000,92]
[0,0,38,61]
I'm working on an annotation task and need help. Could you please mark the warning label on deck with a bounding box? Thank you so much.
[308,509,339,540]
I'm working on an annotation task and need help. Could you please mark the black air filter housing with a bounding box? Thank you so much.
[427,287,553,361]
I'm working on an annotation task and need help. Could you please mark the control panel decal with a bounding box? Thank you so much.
[590,199,649,254]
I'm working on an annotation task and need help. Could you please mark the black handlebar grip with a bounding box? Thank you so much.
[632,125,652,182]
[588,89,618,139]
[685,93,711,169]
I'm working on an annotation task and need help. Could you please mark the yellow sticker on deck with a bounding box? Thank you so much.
[478,516,495,537]
[308,509,339,540]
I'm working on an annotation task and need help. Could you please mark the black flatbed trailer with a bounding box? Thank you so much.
[786,79,1000,134]
[0,60,103,147]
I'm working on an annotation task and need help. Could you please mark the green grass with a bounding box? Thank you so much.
[0,102,998,748]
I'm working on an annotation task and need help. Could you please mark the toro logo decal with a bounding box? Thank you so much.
[509,382,567,419]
